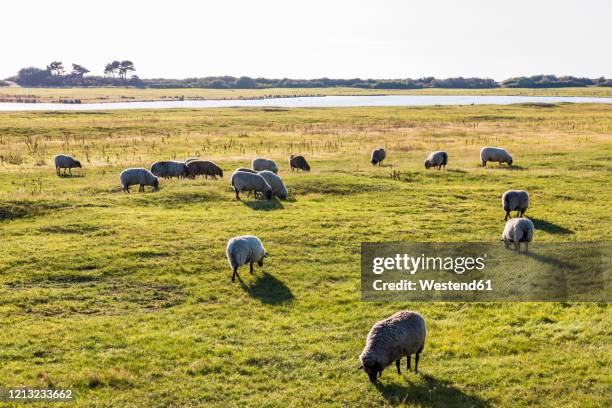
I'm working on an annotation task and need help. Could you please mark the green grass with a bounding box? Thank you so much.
[1,86,611,104]
[0,104,610,407]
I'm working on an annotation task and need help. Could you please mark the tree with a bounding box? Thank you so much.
[104,60,121,77]
[71,64,90,78]
[234,76,256,88]
[118,60,135,80]
[46,61,64,76]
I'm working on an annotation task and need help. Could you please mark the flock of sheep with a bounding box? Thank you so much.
[53,142,533,384]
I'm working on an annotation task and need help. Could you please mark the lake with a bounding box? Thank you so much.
[1,94,611,111]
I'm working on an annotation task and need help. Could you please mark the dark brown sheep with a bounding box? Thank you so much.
[186,160,224,179]
[289,154,311,172]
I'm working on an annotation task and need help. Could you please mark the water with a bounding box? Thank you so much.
[0,94,611,111]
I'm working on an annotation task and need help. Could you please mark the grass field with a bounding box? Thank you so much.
[0,104,610,407]
[1,86,612,104]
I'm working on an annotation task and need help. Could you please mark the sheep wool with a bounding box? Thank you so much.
[289,155,311,172]
[480,147,513,167]
[501,218,535,252]
[424,151,448,170]
[371,148,386,165]
[258,170,288,199]
[502,190,529,220]
[120,168,159,193]
[150,161,188,179]
[359,311,426,383]
[54,154,82,175]
[186,160,224,179]
[252,158,279,173]
[226,235,267,282]
[231,171,273,200]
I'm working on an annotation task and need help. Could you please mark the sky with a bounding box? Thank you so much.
[2,0,611,80]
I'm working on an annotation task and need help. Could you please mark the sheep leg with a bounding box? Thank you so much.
[235,190,240,200]
[415,352,420,373]
[407,354,411,369]
[139,184,144,192]
[69,168,72,174]
[231,267,238,282]
[504,211,510,220]
[249,262,254,274]
[396,359,401,374]
[482,160,486,167]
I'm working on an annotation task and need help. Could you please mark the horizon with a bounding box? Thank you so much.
[2,0,612,81]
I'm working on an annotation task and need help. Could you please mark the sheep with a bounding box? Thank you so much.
[480,147,513,167]
[186,160,224,179]
[502,190,529,220]
[424,151,448,170]
[359,311,426,383]
[120,168,159,193]
[258,170,288,199]
[371,148,386,166]
[226,235,268,282]
[501,218,535,252]
[252,158,278,173]
[54,154,82,175]
[235,167,257,174]
[289,154,310,172]
[150,160,188,179]
[231,171,273,200]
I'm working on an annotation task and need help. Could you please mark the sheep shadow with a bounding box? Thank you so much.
[57,172,84,178]
[481,164,526,171]
[237,271,294,305]
[523,251,576,269]
[242,198,284,211]
[376,374,490,407]
[530,217,573,235]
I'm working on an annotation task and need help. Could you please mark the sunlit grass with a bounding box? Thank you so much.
[0,104,610,407]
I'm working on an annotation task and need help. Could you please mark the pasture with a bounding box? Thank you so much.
[0,104,610,407]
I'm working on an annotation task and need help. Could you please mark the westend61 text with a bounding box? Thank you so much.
[373,279,493,291]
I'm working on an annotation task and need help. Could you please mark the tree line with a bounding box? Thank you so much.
[5,63,611,89]
[10,61,141,87]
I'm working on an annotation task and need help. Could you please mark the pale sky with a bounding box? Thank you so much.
[2,0,610,80]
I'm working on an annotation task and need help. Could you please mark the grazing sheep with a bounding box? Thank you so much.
[424,151,448,170]
[258,170,288,199]
[235,167,257,174]
[501,218,535,252]
[371,148,386,166]
[502,190,529,220]
[480,147,513,167]
[359,311,426,383]
[150,160,188,179]
[252,158,278,173]
[120,168,159,193]
[289,154,311,172]
[54,154,82,175]
[226,235,268,282]
[186,160,224,179]
[231,171,273,200]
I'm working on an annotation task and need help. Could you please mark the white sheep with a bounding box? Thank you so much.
[231,171,273,200]
[252,158,278,173]
[424,151,448,170]
[258,170,288,199]
[501,218,535,252]
[54,154,82,175]
[480,147,513,167]
[226,235,267,282]
[120,168,159,193]
[359,311,426,383]
[502,190,529,220]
